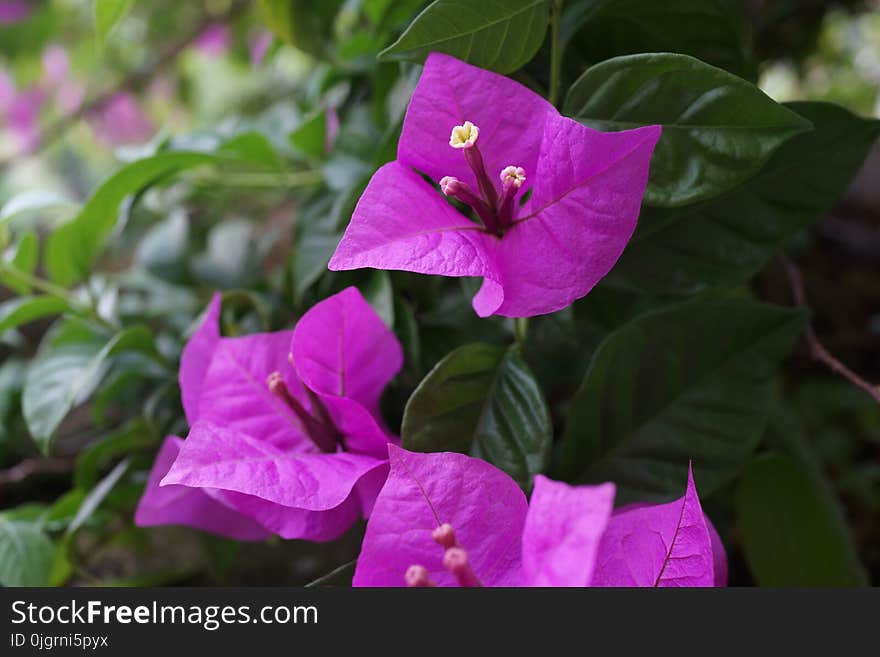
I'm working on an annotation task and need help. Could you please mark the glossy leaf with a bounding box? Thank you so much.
[472,348,552,490]
[609,102,880,293]
[737,453,868,586]
[258,0,344,58]
[564,53,812,206]
[403,343,551,488]
[380,0,550,74]
[559,299,807,501]
[402,342,507,454]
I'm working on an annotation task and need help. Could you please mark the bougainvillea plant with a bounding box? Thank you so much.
[1,1,878,589]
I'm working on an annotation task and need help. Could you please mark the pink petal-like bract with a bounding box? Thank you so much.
[521,476,615,586]
[134,436,270,541]
[329,53,661,318]
[138,287,403,541]
[590,465,716,587]
[353,446,528,587]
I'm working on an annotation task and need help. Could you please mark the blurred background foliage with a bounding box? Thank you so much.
[0,0,878,586]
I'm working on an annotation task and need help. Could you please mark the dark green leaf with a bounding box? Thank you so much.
[472,348,552,489]
[68,458,131,535]
[75,420,157,489]
[403,343,551,488]
[737,453,868,586]
[558,298,807,501]
[402,342,507,454]
[564,53,812,206]
[380,0,550,74]
[610,102,880,293]
[258,0,345,58]
[0,516,55,586]
[563,0,756,80]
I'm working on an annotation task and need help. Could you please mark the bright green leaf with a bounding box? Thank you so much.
[380,0,550,74]
[2,230,39,294]
[94,0,135,46]
[558,298,807,501]
[564,53,812,206]
[289,111,328,160]
[0,296,70,336]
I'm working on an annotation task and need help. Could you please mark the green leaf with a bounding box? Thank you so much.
[360,270,394,328]
[289,111,328,160]
[564,53,812,207]
[0,516,55,586]
[737,453,868,586]
[68,458,131,535]
[558,298,807,501]
[563,0,756,80]
[380,0,550,74]
[94,0,135,46]
[403,343,551,488]
[403,343,507,454]
[45,151,228,286]
[2,230,39,294]
[23,324,158,453]
[0,296,69,336]
[258,0,345,58]
[609,102,880,294]
[472,348,552,489]
[75,420,157,489]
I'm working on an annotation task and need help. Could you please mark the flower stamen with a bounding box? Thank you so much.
[440,177,499,233]
[266,371,338,453]
[443,546,483,587]
[496,165,526,230]
[405,565,437,587]
[448,120,498,215]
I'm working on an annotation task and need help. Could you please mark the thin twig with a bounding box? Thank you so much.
[0,456,74,487]
[780,255,880,404]
[0,0,249,173]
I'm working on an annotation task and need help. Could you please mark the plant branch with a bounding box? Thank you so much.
[0,457,74,488]
[781,255,880,404]
[0,0,250,173]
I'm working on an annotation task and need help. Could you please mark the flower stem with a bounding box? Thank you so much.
[548,0,564,108]
[514,317,529,345]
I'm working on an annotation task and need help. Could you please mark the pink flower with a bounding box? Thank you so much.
[329,53,661,318]
[248,30,273,67]
[88,92,154,146]
[353,447,726,587]
[195,23,231,58]
[135,287,404,542]
[0,0,30,24]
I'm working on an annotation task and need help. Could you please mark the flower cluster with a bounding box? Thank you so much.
[135,54,723,586]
